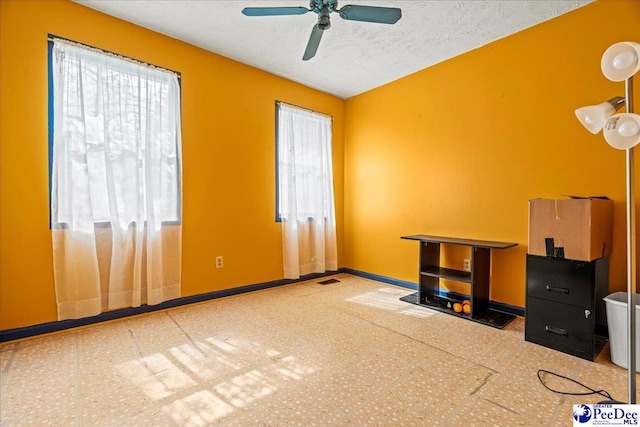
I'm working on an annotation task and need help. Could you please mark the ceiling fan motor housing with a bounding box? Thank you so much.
[310,0,338,14]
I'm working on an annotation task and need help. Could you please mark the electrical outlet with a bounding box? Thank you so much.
[463,259,471,271]
[216,256,223,269]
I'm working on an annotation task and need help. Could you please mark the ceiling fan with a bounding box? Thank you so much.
[241,0,402,61]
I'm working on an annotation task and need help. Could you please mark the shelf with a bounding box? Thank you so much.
[421,267,471,283]
[400,292,515,329]
[401,234,517,250]
[402,234,518,329]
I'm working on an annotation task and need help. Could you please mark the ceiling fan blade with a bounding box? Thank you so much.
[338,5,402,24]
[242,7,310,17]
[302,25,324,61]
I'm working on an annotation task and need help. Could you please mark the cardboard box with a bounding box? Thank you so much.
[528,197,613,261]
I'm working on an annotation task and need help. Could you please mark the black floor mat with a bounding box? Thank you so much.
[399,292,514,329]
[317,278,340,285]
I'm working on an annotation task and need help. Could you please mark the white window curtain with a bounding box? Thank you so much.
[277,103,337,279]
[51,40,182,320]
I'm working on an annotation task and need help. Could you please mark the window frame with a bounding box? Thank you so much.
[275,101,333,223]
[47,34,183,229]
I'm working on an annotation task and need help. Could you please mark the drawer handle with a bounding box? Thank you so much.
[545,326,568,337]
[546,285,569,295]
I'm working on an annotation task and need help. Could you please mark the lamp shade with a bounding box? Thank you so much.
[601,41,640,82]
[603,113,640,149]
[575,102,618,134]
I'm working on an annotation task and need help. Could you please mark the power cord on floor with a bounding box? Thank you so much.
[537,369,619,403]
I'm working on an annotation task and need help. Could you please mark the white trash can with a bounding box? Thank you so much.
[604,292,640,372]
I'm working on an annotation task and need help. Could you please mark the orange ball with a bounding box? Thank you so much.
[463,304,471,315]
[453,303,463,313]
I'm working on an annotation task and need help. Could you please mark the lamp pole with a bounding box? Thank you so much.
[624,75,636,404]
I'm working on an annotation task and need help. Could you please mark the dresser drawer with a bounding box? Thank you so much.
[525,296,595,360]
[526,255,594,307]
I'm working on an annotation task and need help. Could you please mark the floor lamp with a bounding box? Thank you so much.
[575,41,640,404]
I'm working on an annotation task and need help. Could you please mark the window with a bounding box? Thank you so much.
[49,37,181,228]
[276,102,334,222]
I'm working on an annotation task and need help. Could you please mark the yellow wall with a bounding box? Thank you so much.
[0,0,345,330]
[2,0,640,332]
[344,0,640,307]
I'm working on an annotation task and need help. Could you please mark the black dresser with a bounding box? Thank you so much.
[525,254,608,361]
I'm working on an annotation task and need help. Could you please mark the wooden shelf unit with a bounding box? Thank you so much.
[401,234,518,329]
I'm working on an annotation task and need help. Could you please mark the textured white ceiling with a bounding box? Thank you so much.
[74,0,593,99]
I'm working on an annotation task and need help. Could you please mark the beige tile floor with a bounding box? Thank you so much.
[0,273,636,426]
